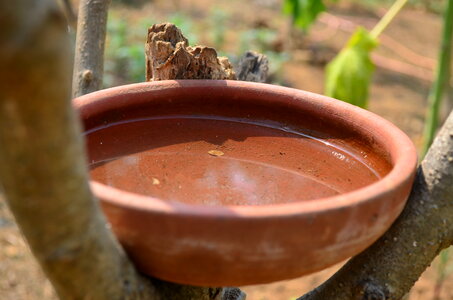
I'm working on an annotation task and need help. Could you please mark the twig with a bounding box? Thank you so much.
[72,0,111,97]
[370,0,409,39]
[318,13,436,72]
[422,0,453,154]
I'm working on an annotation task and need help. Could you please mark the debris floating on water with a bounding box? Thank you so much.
[208,150,224,157]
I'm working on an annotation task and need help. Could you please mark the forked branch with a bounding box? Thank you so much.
[299,110,453,300]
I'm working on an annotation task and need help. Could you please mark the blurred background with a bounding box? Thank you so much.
[1,0,452,299]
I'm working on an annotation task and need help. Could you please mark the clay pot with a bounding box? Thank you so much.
[74,80,417,286]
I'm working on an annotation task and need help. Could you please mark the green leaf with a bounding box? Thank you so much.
[283,0,299,23]
[325,27,378,108]
[283,0,326,30]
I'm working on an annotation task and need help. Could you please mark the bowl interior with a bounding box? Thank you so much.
[85,82,392,207]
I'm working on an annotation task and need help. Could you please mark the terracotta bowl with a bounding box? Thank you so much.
[74,80,417,286]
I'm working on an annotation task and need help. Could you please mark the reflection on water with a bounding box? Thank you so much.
[88,116,384,206]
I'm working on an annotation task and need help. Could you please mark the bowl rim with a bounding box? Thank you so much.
[74,80,418,218]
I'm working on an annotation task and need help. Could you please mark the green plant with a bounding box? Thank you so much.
[210,8,228,49]
[325,27,377,108]
[282,0,446,112]
[325,0,408,108]
[422,0,453,155]
[283,0,326,30]
[104,14,155,87]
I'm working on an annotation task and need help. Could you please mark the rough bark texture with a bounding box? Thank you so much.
[72,0,110,97]
[151,281,245,300]
[145,23,236,81]
[299,110,453,300]
[0,1,158,299]
[236,51,269,83]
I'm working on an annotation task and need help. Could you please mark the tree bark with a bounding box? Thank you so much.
[0,1,157,299]
[236,51,269,83]
[72,0,110,97]
[151,281,245,300]
[298,110,453,300]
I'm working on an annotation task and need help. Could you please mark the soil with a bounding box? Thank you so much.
[1,0,452,299]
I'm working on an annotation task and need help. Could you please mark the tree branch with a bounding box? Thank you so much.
[298,110,453,300]
[0,1,157,299]
[72,0,110,97]
[151,281,245,300]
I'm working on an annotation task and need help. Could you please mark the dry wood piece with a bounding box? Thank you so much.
[237,51,269,82]
[145,23,236,81]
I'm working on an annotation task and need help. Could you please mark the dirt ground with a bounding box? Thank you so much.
[1,0,453,299]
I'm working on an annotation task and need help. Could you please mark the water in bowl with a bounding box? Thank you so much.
[88,116,382,206]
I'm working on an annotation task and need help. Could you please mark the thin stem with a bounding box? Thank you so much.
[370,0,409,39]
[72,0,111,97]
[422,0,453,155]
